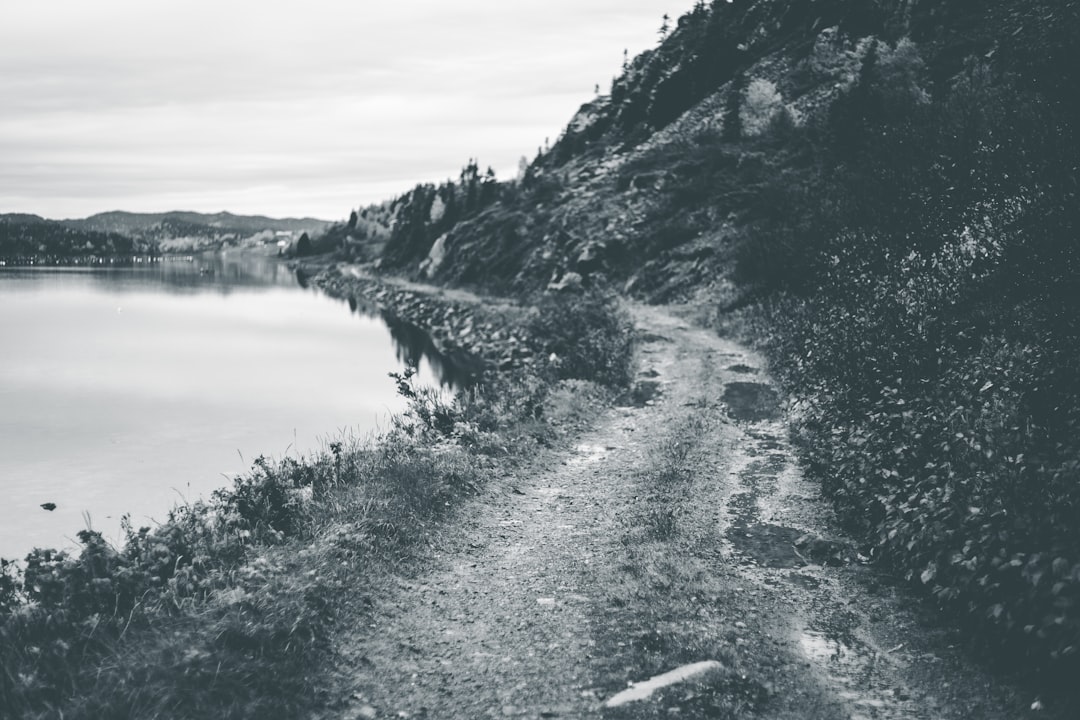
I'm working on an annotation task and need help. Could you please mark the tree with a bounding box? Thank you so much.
[296,232,311,256]
[659,13,671,39]
[479,167,499,207]
[723,71,747,140]
[428,194,446,223]
[347,210,358,230]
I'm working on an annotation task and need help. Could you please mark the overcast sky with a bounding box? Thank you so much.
[0,1,691,221]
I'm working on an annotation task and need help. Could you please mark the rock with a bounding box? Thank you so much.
[547,271,583,292]
[603,660,725,708]
[418,233,449,279]
[575,241,605,274]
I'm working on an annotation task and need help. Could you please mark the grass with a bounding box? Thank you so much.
[0,288,635,719]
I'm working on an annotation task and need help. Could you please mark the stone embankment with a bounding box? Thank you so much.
[313,265,537,374]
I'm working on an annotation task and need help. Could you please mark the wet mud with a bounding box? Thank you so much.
[727,364,758,374]
[627,380,662,408]
[722,382,780,422]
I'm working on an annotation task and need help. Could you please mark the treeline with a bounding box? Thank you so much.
[545,0,909,166]
[380,159,502,267]
[307,159,509,268]
[0,218,154,259]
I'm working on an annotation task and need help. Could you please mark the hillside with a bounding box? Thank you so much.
[318,0,1080,685]
[0,215,154,260]
[63,211,332,253]
[0,210,333,259]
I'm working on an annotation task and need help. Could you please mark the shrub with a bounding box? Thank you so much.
[733,36,1080,681]
[741,78,785,137]
[527,289,635,389]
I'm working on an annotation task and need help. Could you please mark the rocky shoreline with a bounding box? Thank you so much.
[311,264,539,375]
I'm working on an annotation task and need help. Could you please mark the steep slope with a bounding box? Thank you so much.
[365,0,1076,301]
[338,0,1080,688]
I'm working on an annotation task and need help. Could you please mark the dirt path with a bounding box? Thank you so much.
[327,304,1049,720]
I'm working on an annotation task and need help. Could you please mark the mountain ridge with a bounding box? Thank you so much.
[61,210,332,236]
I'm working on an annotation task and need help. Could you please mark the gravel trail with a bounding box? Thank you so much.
[329,304,1051,720]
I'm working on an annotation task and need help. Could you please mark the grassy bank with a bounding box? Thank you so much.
[0,286,634,719]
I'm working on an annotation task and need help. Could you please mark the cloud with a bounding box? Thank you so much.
[0,0,690,219]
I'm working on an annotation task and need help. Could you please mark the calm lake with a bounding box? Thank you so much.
[0,253,459,559]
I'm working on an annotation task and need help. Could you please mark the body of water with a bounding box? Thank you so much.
[0,253,459,558]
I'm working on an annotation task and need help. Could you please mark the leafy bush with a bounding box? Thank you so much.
[738,44,1080,678]
[741,78,786,137]
[527,290,635,389]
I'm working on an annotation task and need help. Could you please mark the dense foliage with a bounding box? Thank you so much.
[738,29,1080,677]
[527,290,636,389]
[379,159,503,268]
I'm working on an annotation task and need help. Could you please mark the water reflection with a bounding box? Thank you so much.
[0,252,297,295]
[0,252,479,557]
[3,252,480,387]
[340,292,482,389]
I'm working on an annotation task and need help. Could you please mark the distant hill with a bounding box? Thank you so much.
[62,211,333,253]
[0,213,50,226]
[0,210,333,257]
[65,210,331,237]
[0,215,152,260]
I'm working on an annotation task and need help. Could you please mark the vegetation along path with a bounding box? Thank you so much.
[325,304,1052,720]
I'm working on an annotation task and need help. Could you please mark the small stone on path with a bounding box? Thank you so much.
[603,660,725,708]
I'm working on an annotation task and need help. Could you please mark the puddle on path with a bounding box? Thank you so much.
[627,380,662,408]
[728,522,805,568]
[727,364,758,374]
[797,628,918,720]
[722,382,780,422]
[784,573,821,590]
[715,393,924,720]
[568,443,616,465]
[723,448,807,568]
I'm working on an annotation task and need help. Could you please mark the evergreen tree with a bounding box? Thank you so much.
[461,159,480,213]
[723,71,747,140]
[480,167,498,206]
